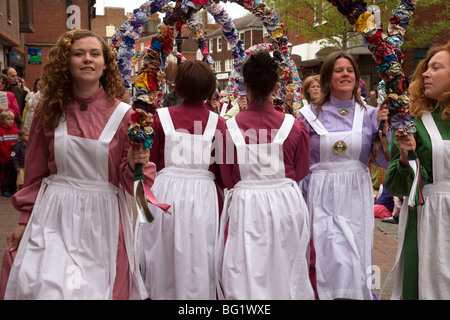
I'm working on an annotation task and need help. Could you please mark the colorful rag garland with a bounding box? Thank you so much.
[327,0,423,207]
[216,0,302,114]
[112,0,302,116]
[128,109,162,222]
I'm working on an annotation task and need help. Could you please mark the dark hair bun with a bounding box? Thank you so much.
[243,52,280,108]
[246,52,278,75]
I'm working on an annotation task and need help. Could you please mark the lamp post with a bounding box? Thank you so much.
[175,31,188,65]
[287,42,293,55]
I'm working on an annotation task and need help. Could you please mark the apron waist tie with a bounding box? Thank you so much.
[234,178,295,190]
[310,160,367,173]
[422,181,450,197]
[158,166,215,180]
[44,174,119,194]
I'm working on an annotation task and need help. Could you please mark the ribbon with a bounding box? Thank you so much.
[135,180,171,223]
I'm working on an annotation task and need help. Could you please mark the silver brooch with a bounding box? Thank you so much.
[338,108,350,116]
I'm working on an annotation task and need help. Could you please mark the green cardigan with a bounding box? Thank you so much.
[384,107,450,299]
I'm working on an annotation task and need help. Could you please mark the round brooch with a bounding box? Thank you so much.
[333,140,347,155]
[338,108,350,116]
[80,103,88,111]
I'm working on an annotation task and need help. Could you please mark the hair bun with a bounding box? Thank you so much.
[247,52,278,74]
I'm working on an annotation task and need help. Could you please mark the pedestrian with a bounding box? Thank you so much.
[223,94,248,119]
[17,77,29,112]
[381,195,401,225]
[205,88,226,116]
[219,90,229,104]
[298,50,389,300]
[162,83,183,108]
[135,60,226,300]
[283,83,295,115]
[301,74,321,108]
[216,51,315,300]
[23,78,43,129]
[358,79,368,103]
[367,90,378,108]
[1,29,153,300]
[0,110,18,197]
[11,127,29,191]
[374,183,395,219]
[383,40,450,300]
[2,68,24,127]
[0,74,20,129]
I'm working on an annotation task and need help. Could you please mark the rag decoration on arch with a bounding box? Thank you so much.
[326,0,423,207]
[110,0,303,222]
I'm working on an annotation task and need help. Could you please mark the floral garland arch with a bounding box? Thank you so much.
[111,0,302,114]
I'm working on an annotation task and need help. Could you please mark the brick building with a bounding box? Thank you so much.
[130,10,222,92]
[0,0,32,77]
[92,7,130,40]
[206,14,267,90]
[282,1,449,91]
[24,0,96,88]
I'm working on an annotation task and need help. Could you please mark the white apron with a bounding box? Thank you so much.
[300,105,374,300]
[417,112,450,299]
[135,107,219,299]
[384,113,450,300]
[5,102,142,300]
[216,114,314,300]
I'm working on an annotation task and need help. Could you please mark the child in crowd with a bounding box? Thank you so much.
[11,128,29,190]
[0,110,19,197]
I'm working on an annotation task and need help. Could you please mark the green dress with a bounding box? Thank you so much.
[384,107,450,299]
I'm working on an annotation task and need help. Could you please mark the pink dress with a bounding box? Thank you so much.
[135,101,226,299]
[1,86,155,299]
[216,100,316,299]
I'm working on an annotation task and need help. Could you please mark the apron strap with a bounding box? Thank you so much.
[352,103,364,133]
[220,103,228,117]
[421,112,444,183]
[203,111,219,142]
[272,114,295,144]
[350,103,364,159]
[157,107,175,135]
[226,117,244,146]
[98,102,132,143]
[299,105,328,135]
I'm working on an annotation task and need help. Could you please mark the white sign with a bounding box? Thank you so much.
[67,5,81,30]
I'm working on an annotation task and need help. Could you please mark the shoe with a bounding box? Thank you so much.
[2,191,12,197]
[382,217,398,224]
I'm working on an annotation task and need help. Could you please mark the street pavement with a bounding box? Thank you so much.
[0,195,399,300]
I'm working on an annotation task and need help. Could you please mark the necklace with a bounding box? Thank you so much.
[80,103,88,111]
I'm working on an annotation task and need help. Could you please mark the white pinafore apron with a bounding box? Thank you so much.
[417,112,450,299]
[300,104,374,300]
[216,114,315,300]
[384,113,450,300]
[135,107,219,299]
[4,102,140,300]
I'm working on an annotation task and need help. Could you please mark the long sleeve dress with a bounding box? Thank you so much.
[2,86,154,300]
[0,90,20,129]
[135,101,226,299]
[298,96,389,300]
[384,107,450,300]
[216,100,315,300]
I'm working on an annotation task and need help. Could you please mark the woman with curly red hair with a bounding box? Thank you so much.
[1,29,153,300]
[384,41,450,300]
